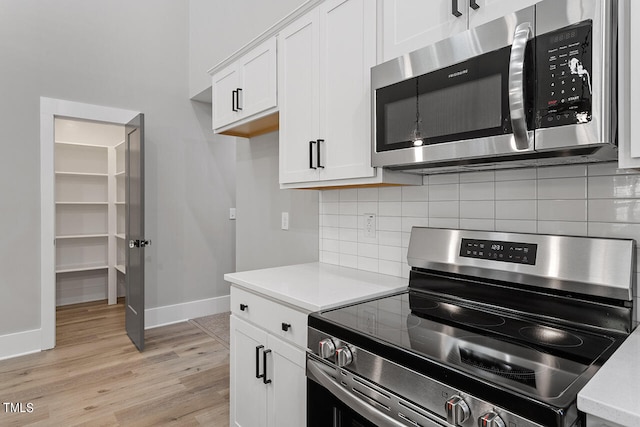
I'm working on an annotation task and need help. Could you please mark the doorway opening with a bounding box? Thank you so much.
[54,117,126,310]
[40,98,142,351]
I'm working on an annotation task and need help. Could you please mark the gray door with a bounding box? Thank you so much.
[125,114,145,351]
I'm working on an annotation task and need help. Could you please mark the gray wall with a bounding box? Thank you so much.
[189,0,307,99]
[0,0,236,337]
[236,133,319,272]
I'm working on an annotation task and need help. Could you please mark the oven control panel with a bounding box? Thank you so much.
[460,238,537,265]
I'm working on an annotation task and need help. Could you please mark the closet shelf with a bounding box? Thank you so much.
[56,234,108,240]
[55,141,110,149]
[56,264,109,274]
[55,171,109,177]
[115,233,126,240]
[56,202,109,205]
[115,171,125,177]
[115,264,126,274]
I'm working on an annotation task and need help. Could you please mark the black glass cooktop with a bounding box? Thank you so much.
[316,290,619,400]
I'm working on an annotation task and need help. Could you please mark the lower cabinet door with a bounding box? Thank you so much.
[231,315,268,427]
[267,335,307,427]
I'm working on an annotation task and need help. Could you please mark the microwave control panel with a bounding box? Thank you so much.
[536,20,593,129]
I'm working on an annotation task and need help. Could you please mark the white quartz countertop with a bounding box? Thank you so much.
[578,325,640,427]
[224,262,408,312]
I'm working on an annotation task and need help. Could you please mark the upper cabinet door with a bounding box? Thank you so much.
[212,64,240,129]
[211,36,278,135]
[381,0,468,62]
[278,10,321,184]
[238,37,277,119]
[318,0,376,181]
[468,0,540,28]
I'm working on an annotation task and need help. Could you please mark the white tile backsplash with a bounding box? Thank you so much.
[317,163,640,309]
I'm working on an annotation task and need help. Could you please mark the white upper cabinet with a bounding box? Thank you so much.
[381,0,467,62]
[467,0,541,29]
[278,10,321,185]
[211,36,278,137]
[279,0,412,188]
[381,0,540,63]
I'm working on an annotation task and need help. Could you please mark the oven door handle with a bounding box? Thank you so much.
[307,358,407,427]
[508,21,534,151]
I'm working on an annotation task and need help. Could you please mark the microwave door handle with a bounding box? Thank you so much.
[508,22,533,151]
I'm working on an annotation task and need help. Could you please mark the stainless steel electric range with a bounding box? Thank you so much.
[307,228,636,427]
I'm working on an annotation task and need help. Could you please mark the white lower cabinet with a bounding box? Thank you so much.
[230,287,307,427]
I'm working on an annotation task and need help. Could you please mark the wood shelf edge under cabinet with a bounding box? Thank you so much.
[215,111,279,138]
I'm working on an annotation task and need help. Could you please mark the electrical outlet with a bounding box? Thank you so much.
[229,208,236,220]
[281,212,289,230]
[364,213,376,238]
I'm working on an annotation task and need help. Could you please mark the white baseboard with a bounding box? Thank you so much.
[0,329,41,361]
[144,295,230,329]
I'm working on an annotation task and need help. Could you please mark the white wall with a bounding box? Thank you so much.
[235,133,318,271]
[0,1,235,345]
[319,163,640,319]
[188,0,307,100]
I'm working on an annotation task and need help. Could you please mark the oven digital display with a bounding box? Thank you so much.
[460,238,537,265]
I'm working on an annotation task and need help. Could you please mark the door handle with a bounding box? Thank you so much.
[263,349,272,384]
[317,139,324,169]
[508,22,533,151]
[232,90,238,112]
[236,88,243,111]
[281,322,291,332]
[240,303,248,312]
[451,0,462,17]
[129,239,151,248]
[255,345,264,379]
[470,0,480,10]
[309,140,317,169]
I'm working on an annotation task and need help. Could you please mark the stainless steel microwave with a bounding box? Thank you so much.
[372,0,618,173]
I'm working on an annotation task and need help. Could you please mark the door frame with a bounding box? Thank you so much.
[40,97,139,350]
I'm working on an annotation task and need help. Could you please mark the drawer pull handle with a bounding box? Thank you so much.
[281,322,291,332]
[240,304,248,312]
[255,345,264,379]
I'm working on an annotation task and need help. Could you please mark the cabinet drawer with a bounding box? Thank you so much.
[231,286,308,348]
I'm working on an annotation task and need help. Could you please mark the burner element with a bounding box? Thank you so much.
[449,307,506,327]
[519,326,584,348]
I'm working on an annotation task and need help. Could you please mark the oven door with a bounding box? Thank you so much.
[307,357,446,427]
[371,6,535,169]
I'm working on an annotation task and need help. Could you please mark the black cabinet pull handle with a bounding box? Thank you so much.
[281,322,291,332]
[451,0,462,17]
[240,303,248,311]
[470,0,480,10]
[236,88,243,111]
[309,141,317,169]
[263,349,272,384]
[317,139,325,169]
[232,90,238,112]
[255,345,264,379]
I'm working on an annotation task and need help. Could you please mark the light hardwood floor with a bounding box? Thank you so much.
[0,299,230,426]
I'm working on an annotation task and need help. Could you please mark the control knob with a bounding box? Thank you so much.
[445,395,470,426]
[335,346,353,367]
[478,411,506,427]
[318,338,336,359]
